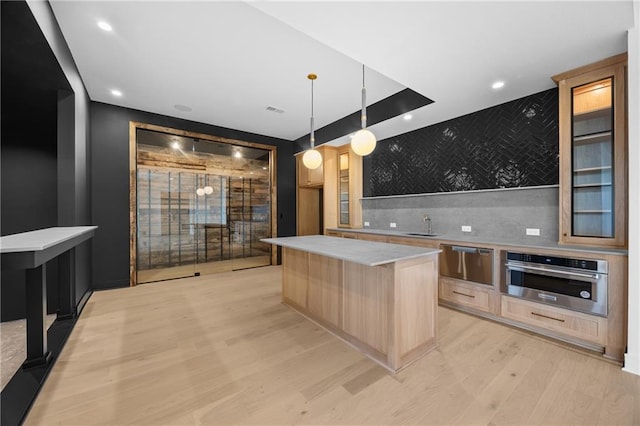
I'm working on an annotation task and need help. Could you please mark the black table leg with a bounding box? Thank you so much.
[57,248,76,320]
[23,265,51,369]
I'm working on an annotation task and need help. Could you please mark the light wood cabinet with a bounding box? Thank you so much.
[388,236,439,249]
[357,233,388,243]
[296,144,362,235]
[501,295,606,346]
[326,230,627,363]
[296,146,338,235]
[280,245,439,373]
[552,54,627,248]
[337,145,363,229]
[297,157,323,187]
[439,277,493,314]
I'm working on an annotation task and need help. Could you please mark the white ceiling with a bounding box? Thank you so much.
[50,1,634,147]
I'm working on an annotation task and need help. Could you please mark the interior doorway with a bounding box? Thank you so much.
[129,123,277,285]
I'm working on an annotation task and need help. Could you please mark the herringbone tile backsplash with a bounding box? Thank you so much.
[365,89,558,197]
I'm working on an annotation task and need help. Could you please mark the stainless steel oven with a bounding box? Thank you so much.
[503,251,608,317]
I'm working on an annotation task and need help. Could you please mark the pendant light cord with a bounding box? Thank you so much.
[307,74,317,149]
[361,64,367,129]
[310,77,315,149]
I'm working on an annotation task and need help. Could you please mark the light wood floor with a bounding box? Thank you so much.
[26,266,639,425]
[137,255,271,283]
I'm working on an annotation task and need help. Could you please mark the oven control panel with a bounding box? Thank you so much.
[506,252,602,272]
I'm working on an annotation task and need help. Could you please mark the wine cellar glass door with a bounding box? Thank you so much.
[134,126,274,285]
[228,176,272,271]
[136,169,198,283]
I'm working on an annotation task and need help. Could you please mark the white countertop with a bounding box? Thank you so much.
[326,228,628,256]
[0,226,98,253]
[262,235,441,266]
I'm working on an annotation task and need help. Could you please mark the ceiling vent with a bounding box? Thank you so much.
[266,105,285,114]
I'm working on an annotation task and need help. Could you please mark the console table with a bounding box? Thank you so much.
[1,226,97,368]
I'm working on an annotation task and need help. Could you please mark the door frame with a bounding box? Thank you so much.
[129,121,278,286]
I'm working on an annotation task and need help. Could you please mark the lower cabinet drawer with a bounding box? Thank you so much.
[341,232,358,239]
[357,233,388,243]
[500,295,606,346]
[439,277,492,313]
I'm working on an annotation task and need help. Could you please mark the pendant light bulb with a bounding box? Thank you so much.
[303,73,322,170]
[204,186,213,195]
[351,129,377,156]
[196,187,205,196]
[302,149,322,169]
[351,65,376,156]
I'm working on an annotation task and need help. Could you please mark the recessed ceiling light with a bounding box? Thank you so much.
[234,151,242,159]
[97,21,112,32]
[171,141,180,150]
[492,81,505,89]
[174,104,192,112]
[403,114,413,121]
[111,89,123,97]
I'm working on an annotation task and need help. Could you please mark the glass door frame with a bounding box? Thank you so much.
[129,121,278,286]
[553,54,627,248]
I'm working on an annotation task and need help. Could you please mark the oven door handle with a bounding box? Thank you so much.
[506,264,599,281]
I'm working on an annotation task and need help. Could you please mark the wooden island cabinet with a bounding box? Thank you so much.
[263,235,441,373]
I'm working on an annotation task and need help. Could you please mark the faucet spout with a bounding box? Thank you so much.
[423,214,432,235]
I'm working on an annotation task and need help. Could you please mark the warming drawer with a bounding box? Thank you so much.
[439,244,494,285]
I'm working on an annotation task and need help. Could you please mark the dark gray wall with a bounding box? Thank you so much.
[1,0,92,321]
[90,102,296,289]
[28,0,93,313]
[1,1,61,320]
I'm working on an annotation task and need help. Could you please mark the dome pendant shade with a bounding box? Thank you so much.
[351,129,377,156]
[302,149,322,169]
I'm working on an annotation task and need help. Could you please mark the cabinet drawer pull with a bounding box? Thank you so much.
[453,290,475,298]
[531,311,565,323]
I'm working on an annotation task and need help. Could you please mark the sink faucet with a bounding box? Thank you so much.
[423,214,432,235]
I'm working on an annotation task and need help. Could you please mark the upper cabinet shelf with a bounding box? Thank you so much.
[552,53,627,248]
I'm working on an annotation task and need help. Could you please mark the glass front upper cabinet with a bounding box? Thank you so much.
[339,152,350,226]
[571,78,613,238]
[553,54,627,248]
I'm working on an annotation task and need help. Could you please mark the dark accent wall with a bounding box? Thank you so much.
[90,102,296,289]
[1,1,64,320]
[2,0,94,322]
[364,88,559,197]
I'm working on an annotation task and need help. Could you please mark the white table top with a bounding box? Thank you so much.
[262,235,440,266]
[0,226,98,253]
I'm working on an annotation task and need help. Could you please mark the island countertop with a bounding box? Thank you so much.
[262,235,440,266]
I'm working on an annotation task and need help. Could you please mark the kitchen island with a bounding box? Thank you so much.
[262,235,441,373]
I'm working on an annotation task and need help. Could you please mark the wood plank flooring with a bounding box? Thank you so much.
[137,255,271,283]
[25,266,639,425]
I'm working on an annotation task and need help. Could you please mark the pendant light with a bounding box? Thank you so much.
[351,65,377,156]
[302,73,322,169]
[196,174,205,196]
